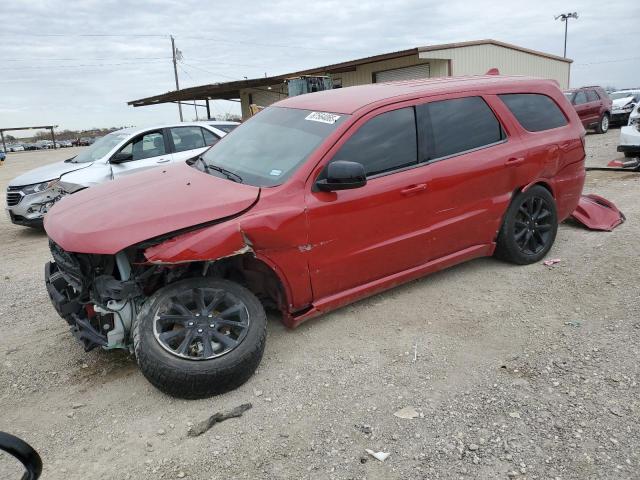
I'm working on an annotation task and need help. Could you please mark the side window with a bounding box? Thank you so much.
[586,90,600,102]
[499,94,568,132]
[202,128,220,146]
[170,126,206,153]
[331,107,417,177]
[573,91,588,105]
[420,96,504,160]
[120,131,166,161]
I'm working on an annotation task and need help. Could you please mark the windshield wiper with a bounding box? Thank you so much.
[194,157,243,183]
[209,164,243,183]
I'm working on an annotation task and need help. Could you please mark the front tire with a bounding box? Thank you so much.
[495,185,558,265]
[134,277,266,399]
[595,113,609,134]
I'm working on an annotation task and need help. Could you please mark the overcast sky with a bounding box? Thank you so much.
[2,0,639,134]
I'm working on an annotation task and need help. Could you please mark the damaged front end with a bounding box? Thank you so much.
[45,240,144,351]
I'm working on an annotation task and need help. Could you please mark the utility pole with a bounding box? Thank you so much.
[555,12,578,58]
[170,35,183,121]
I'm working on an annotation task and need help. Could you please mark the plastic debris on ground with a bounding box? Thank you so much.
[543,258,561,266]
[365,449,390,462]
[393,406,420,419]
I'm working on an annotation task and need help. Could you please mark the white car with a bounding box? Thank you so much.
[6,121,239,227]
[618,103,640,158]
[9,144,25,152]
[610,89,640,126]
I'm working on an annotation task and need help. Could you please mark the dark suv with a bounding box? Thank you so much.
[563,86,612,134]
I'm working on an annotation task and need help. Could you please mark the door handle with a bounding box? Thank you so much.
[156,158,171,163]
[505,156,525,166]
[401,183,427,195]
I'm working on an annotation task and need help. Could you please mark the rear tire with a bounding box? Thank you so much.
[595,113,609,134]
[495,185,558,265]
[133,277,266,399]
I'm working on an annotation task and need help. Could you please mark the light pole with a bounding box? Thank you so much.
[555,12,578,58]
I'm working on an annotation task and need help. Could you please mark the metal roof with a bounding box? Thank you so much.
[128,39,572,107]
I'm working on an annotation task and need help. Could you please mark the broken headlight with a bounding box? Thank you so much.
[21,179,60,195]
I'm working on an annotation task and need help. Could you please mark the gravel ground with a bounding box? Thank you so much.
[0,130,638,480]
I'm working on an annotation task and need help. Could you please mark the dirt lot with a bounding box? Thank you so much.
[0,132,638,480]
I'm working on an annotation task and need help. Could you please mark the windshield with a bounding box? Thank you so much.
[610,91,639,100]
[211,124,238,133]
[71,132,128,163]
[199,107,348,187]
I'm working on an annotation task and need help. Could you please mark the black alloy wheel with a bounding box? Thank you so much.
[134,277,266,399]
[495,185,558,265]
[513,196,553,255]
[153,287,250,360]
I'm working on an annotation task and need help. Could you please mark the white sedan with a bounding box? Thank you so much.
[6,121,238,227]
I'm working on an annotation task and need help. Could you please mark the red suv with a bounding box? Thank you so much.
[563,86,612,133]
[44,76,586,398]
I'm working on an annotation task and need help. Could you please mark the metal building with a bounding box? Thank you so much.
[128,39,572,120]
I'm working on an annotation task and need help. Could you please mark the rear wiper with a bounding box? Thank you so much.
[208,164,243,184]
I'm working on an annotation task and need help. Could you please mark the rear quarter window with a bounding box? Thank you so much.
[499,93,568,132]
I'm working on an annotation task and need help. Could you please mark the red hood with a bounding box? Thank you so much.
[44,163,260,254]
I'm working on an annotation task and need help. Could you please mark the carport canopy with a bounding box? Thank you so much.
[0,125,59,152]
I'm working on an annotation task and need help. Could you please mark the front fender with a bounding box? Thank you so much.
[143,205,313,313]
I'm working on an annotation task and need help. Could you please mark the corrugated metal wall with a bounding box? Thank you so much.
[420,44,570,88]
[239,55,448,117]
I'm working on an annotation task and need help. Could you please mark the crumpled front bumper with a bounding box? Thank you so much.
[6,186,65,225]
[45,261,108,351]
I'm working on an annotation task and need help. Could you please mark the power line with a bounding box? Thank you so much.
[0,33,167,38]
[179,62,240,81]
[3,56,171,62]
[5,59,170,71]
[574,56,640,66]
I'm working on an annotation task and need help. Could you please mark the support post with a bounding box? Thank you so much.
[563,18,568,58]
[0,131,6,155]
[50,127,57,149]
[206,100,211,120]
[171,35,183,121]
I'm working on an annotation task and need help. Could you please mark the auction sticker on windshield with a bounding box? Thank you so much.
[305,112,341,124]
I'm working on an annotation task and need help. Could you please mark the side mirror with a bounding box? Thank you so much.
[0,432,42,480]
[316,161,367,192]
[110,152,133,164]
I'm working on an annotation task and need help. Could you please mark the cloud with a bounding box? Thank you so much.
[2,0,639,131]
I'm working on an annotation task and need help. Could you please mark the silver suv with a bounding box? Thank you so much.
[6,121,238,227]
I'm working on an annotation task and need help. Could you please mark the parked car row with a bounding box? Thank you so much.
[32,76,588,398]
[2,140,75,152]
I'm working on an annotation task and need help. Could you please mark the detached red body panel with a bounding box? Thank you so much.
[571,194,625,231]
[45,76,589,327]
